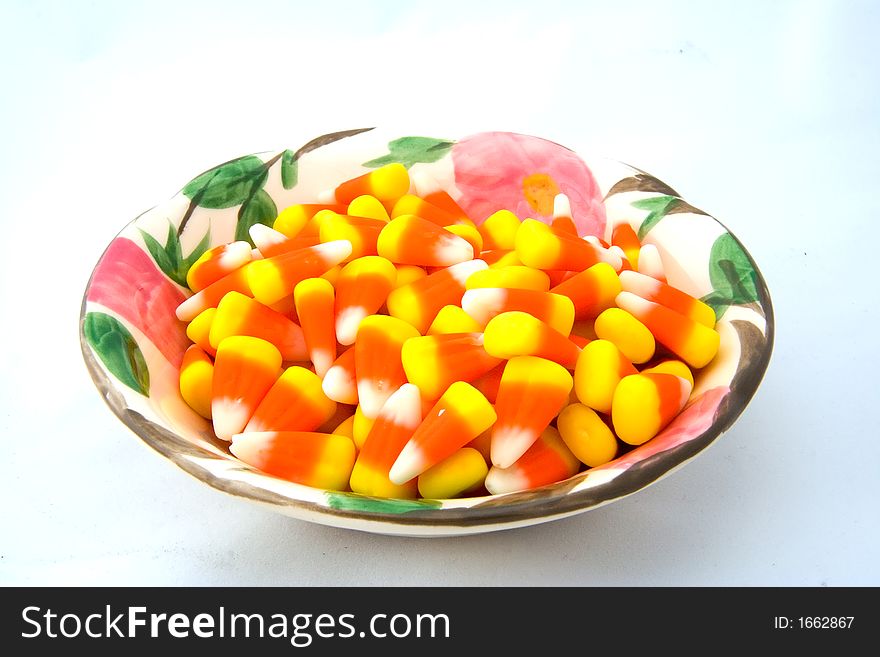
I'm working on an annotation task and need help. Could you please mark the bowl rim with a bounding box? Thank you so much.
[79,132,774,533]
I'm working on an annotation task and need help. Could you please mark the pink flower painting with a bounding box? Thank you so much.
[87,237,189,368]
[451,132,607,238]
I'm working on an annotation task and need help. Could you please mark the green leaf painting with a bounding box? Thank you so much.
[326,492,442,514]
[280,149,298,189]
[236,188,278,245]
[701,233,760,319]
[182,156,269,209]
[139,222,210,288]
[83,312,150,395]
[363,136,454,169]
[631,195,679,240]
[177,129,375,241]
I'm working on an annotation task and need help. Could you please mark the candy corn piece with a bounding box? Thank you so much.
[391,194,462,226]
[551,193,578,237]
[246,240,352,306]
[352,404,376,450]
[615,291,720,368]
[268,294,297,319]
[250,224,321,258]
[485,426,580,495]
[186,307,217,356]
[461,288,574,335]
[230,431,355,491]
[426,304,482,335]
[211,336,282,441]
[318,212,385,260]
[322,347,358,405]
[611,223,641,268]
[179,345,214,419]
[186,241,252,292]
[332,163,410,205]
[481,249,522,268]
[611,373,691,445]
[243,366,336,433]
[444,223,483,255]
[320,264,342,287]
[293,278,336,377]
[329,413,356,439]
[316,400,355,434]
[483,312,581,367]
[609,245,632,272]
[334,256,397,345]
[637,243,667,283]
[618,270,716,328]
[250,224,291,256]
[176,263,253,322]
[354,315,420,418]
[516,219,622,272]
[298,208,339,239]
[410,170,473,225]
[643,359,695,390]
[422,191,473,226]
[580,235,606,249]
[401,332,502,401]
[377,214,474,267]
[468,362,503,405]
[386,259,487,333]
[593,307,656,364]
[465,429,492,464]
[550,262,622,319]
[347,195,390,222]
[418,448,488,499]
[389,381,496,484]
[349,383,423,499]
[394,264,427,288]
[478,210,521,251]
[209,291,308,362]
[573,339,638,414]
[465,265,550,292]
[556,403,618,467]
[491,356,573,468]
[274,203,348,238]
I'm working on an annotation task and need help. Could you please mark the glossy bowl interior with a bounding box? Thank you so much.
[80,128,773,536]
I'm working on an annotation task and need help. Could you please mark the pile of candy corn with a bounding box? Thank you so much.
[176,163,720,499]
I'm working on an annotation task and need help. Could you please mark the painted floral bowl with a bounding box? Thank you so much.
[80,129,773,536]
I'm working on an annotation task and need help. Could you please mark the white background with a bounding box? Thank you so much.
[1,0,877,586]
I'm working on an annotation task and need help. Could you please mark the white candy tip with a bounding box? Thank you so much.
[229,431,277,466]
[490,426,539,469]
[552,193,571,219]
[317,189,336,204]
[311,349,335,379]
[435,234,475,266]
[411,170,443,196]
[249,223,288,250]
[335,306,368,346]
[615,290,653,314]
[315,239,353,263]
[356,381,391,419]
[175,294,202,322]
[211,399,254,442]
[637,243,665,279]
[377,383,423,428]
[322,366,357,405]
[388,442,423,485]
[484,465,528,495]
[448,259,488,285]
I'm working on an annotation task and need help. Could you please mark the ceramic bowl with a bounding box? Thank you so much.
[80,128,773,536]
